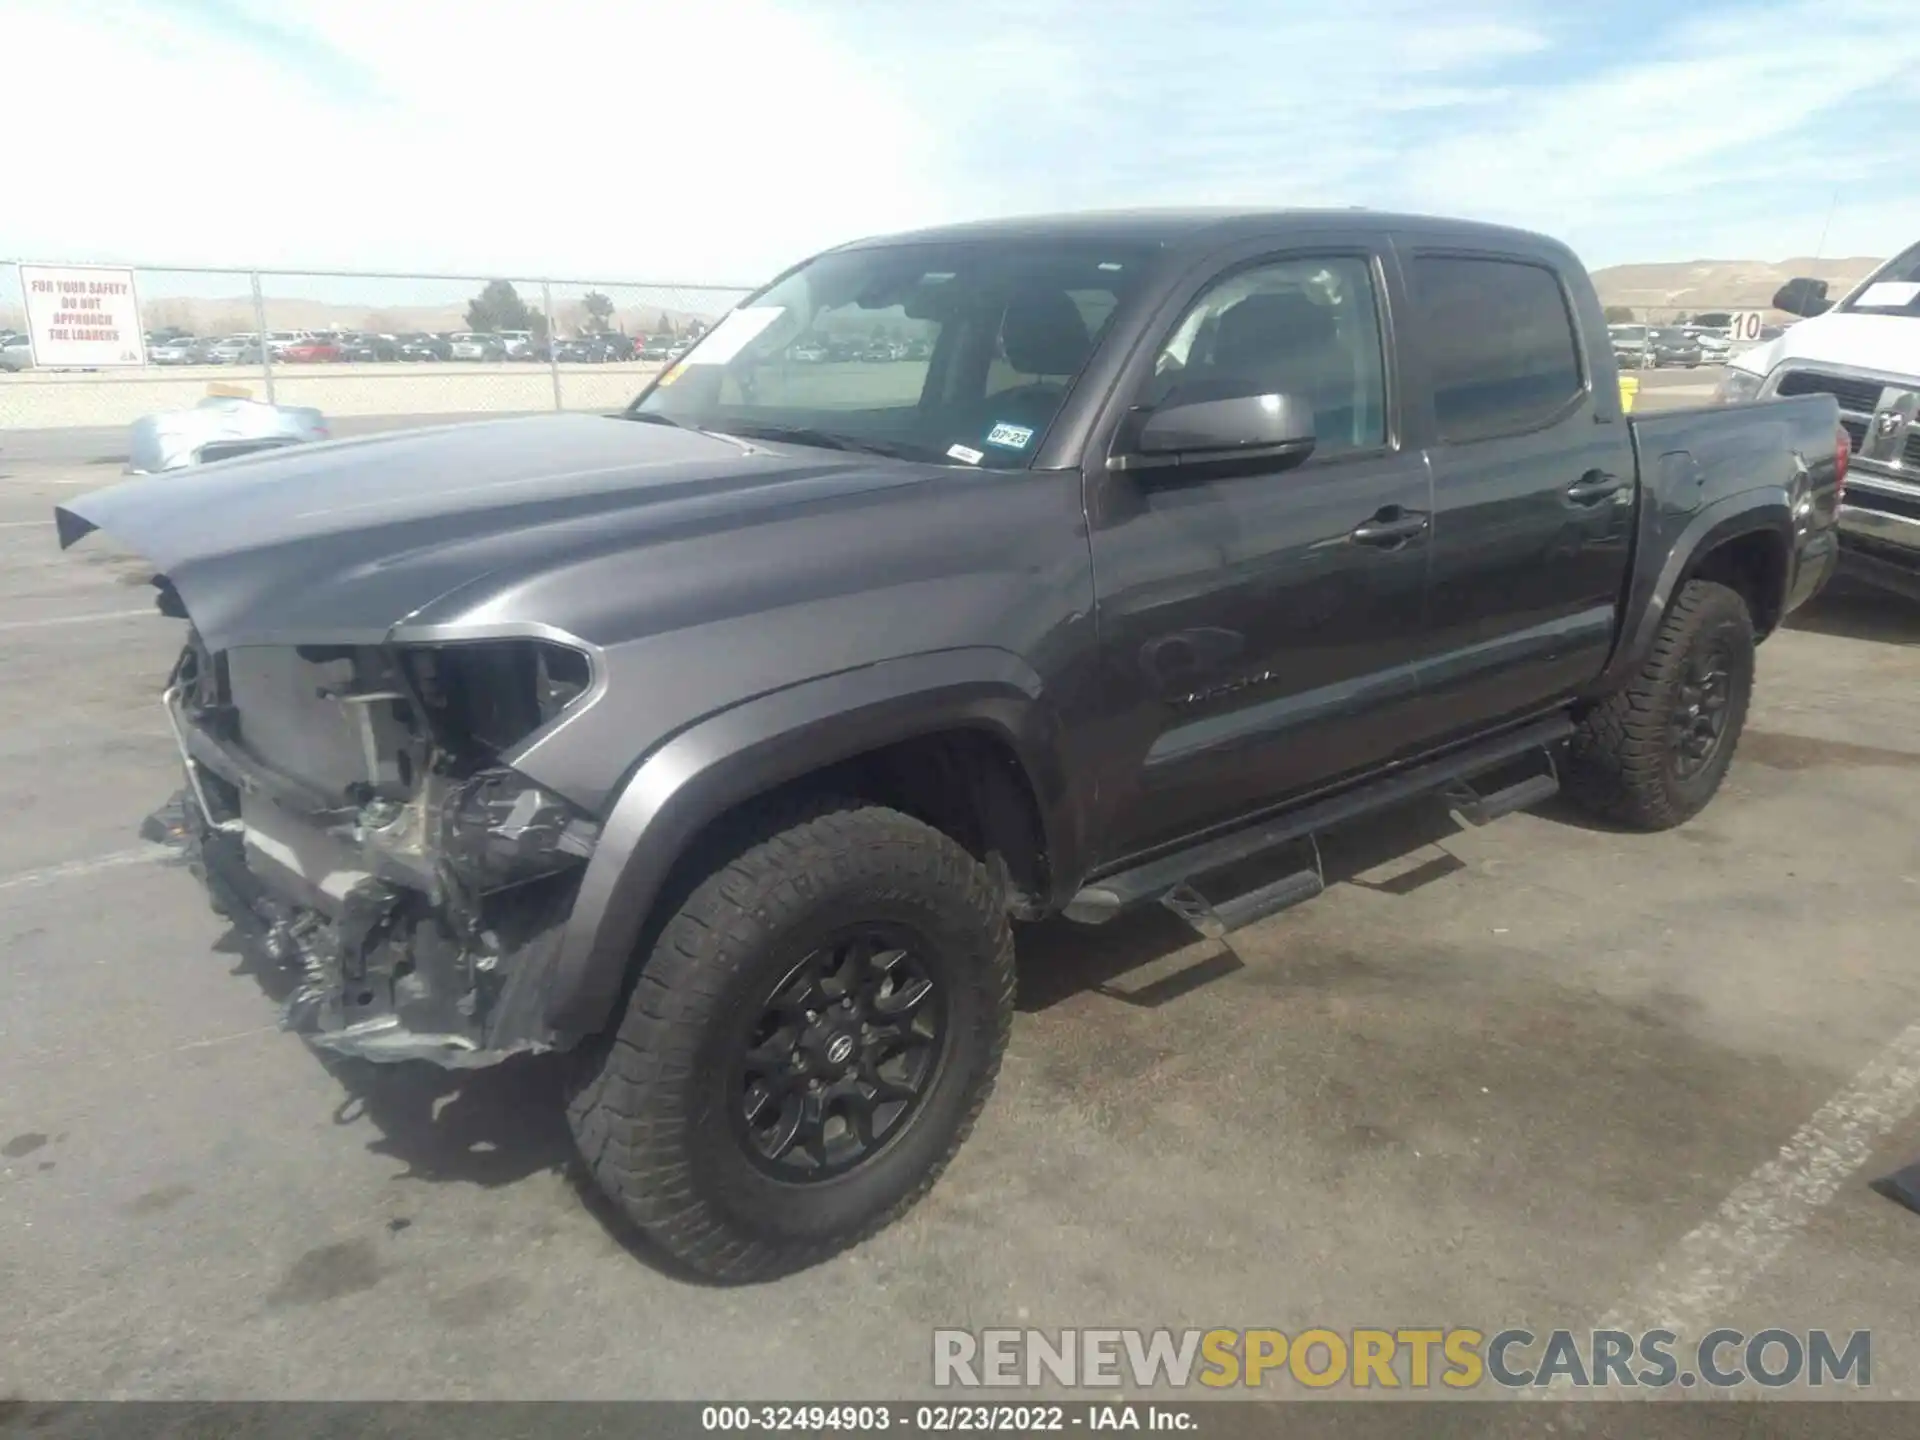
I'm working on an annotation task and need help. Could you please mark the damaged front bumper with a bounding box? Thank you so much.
[159,639,602,1068]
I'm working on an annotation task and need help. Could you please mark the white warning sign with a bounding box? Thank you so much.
[19,263,146,368]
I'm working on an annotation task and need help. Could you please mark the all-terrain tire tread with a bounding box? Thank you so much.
[565,797,1015,1282]
[1563,579,1754,830]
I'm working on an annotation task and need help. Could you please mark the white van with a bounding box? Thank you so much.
[1718,244,1920,600]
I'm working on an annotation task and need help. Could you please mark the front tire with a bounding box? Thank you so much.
[1563,579,1755,830]
[566,800,1015,1282]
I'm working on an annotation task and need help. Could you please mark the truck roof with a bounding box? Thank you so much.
[840,207,1571,258]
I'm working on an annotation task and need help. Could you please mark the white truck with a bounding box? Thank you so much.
[1717,244,1920,601]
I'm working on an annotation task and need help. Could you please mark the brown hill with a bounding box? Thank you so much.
[1590,256,1882,316]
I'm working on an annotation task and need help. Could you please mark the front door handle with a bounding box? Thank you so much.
[1349,510,1431,547]
[1566,470,1627,503]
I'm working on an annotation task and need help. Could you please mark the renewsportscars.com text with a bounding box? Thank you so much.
[932,1327,1872,1391]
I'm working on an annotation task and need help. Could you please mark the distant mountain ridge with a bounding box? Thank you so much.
[1590,256,1883,315]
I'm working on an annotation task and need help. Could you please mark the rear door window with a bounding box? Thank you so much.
[1414,257,1585,442]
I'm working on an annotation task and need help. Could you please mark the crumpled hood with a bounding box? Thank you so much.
[55,413,931,650]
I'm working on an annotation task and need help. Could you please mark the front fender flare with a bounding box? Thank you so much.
[543,648,1069,1035]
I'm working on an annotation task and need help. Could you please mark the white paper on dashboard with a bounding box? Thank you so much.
[683,306,786,364]
[1855,281,1920,308]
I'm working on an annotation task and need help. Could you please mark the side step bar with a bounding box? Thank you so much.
[1065,714,1571,933]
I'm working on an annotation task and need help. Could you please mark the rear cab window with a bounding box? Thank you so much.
[1412,255,1586,442]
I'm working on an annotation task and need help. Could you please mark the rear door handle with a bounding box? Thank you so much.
[1566,470,1627,503]
[1349,510,1431,547]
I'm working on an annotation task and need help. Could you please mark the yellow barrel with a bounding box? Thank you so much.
[1619,374,1640,412]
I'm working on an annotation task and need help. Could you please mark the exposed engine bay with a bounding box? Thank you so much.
[163,627,602,1066]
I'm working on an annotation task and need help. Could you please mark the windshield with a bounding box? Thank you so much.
[1843,242,1920,315]
[633,239,1154,467]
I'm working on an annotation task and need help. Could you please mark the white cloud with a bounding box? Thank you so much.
[1,0,1915,289]
[1400,0,1920,264]
[2,0,942,281]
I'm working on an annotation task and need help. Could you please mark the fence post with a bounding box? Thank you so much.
[543,281,562,412]
[249,271,276,405]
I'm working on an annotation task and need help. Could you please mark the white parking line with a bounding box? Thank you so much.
[0,608,155,633]
[1601,1018,1920,1336]
[0,519,52,529]
[0,846,170,893]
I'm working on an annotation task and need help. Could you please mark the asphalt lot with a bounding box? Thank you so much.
[2,435,1918,1409]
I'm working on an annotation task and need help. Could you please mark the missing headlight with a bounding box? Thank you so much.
[400,639,593,762]
[439,767,599,892]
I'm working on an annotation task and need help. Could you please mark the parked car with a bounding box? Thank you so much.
[1645,327,1705,368]
[56,208,1844,1284]
[637,336,676,361]
[860,340,902,362]
[1608,324,1649,368]
[203,337,261,365]
[559,334,634,363]
[396,333,451,362]
[497,329,536,359]
[789,340,828,363]
[449,332,507,361]
[0,335,32,371]
[281,338,345,363]
[339,333,401,362]
[148,337,202,366]
[1690,328,1732,363]
[1726,241,1920,601]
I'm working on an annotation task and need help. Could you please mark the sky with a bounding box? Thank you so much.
[3,0,1918,289]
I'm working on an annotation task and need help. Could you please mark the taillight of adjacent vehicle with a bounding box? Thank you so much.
[1835,424,1850,501]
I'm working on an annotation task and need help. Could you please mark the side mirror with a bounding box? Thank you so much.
[1136,392,1316,465]
[1772,277,1831,318]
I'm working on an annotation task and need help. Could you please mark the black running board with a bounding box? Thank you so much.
[1443,766,1562,827]
[1065,714,1571,928]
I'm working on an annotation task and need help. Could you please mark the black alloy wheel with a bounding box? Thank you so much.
[732,926,945,1180]
[1670,639,1735,778]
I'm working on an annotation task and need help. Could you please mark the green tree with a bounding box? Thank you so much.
[582,291,615,334]
[654,311,677,338]
[1602,305,1636,324]
[1692,311,1732,329]
[465,280,535,334]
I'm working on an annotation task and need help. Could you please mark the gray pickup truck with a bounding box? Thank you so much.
[58,209,1844,1280]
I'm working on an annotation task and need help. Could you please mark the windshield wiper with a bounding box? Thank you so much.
[713,422,936,462]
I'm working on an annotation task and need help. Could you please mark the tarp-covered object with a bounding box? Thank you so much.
[127,395,328,474]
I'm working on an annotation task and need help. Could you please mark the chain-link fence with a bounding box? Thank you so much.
[1,260,1796,435]
[0,262,754,432]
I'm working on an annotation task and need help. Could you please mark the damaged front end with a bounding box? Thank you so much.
[162,628,602,1067]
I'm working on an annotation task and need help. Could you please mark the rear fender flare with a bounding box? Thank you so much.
[1596,492,1794,693]
[543,648,1070,1035]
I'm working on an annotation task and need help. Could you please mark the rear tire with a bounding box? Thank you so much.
[566,800,1015,1282]
[1563,579,1755,830]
